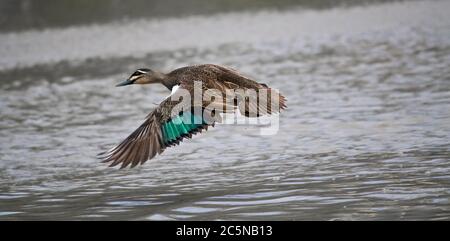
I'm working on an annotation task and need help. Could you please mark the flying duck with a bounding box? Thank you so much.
[99,64,286,168]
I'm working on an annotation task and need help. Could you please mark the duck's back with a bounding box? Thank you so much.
[168,64,264,90]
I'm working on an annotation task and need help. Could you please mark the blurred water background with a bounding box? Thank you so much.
[0,0,449,220]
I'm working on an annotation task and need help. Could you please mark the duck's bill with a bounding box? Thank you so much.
[116,79,134,87]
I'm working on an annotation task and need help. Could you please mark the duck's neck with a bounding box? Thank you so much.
[160,74,178,90]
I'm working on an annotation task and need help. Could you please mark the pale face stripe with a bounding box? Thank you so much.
[129,75,140,81]
[137,69,148,74]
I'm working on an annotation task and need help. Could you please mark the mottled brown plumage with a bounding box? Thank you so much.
[98,64,286,168]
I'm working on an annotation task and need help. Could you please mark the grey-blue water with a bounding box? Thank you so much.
[0,0,449,220]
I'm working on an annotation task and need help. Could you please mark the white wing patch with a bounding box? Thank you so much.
[161,84,180,102]
[137,69,149,74]
[171,85,180,95]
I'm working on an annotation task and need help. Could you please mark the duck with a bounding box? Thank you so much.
[98,64,286,168]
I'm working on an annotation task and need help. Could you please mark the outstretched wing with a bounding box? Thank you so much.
[98,86,212,169]
[98,109,165,168]
[203,64,287,117]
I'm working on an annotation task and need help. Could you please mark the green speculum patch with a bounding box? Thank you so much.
[161,112,206,144]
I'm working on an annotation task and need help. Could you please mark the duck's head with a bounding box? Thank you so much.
[116,68,164,87]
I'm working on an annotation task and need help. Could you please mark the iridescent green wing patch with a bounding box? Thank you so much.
[161,112,207,145]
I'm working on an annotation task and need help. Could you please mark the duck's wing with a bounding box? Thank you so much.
[204,64,287,117]
[98,85,214,169]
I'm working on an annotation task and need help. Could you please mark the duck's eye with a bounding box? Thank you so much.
[129,72,142,80]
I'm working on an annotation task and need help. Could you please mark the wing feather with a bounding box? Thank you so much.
[99,85,213,168]
[206,64,287,117]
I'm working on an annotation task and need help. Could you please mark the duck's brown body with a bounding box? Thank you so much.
[99,64,286,168]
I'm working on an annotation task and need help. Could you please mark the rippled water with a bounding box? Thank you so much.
[1,1,450,220]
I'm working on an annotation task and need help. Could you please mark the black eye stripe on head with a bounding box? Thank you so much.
[130,68,152,79]
[131,72,142,77]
